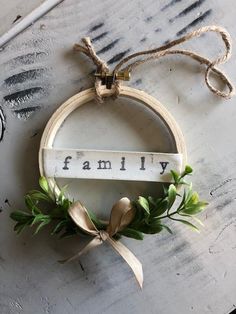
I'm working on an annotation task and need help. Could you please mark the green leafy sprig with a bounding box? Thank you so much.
[10,178,77,238]
[10,166,208,240]
[118,165,208,240]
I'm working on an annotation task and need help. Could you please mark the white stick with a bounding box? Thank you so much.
[43,148,183,182]
[0,0,64,48]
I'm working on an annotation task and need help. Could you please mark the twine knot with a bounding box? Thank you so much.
[74,25,234,103]
[74,37,121,103]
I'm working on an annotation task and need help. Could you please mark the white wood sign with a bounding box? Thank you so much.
[43,148,183,182]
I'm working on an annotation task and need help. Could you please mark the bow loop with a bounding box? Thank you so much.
[107,197,136,236]
[68,201,98,236]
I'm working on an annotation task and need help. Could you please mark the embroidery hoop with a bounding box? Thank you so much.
[39,85,187,197]
[10,26,234,290]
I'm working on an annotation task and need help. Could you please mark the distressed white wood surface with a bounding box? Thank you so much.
[0,1,236,314]
[43,148,183,181]
[0,0,64,48]
[0,0,44,36]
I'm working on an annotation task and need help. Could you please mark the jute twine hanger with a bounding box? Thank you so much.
[74,25,234,103]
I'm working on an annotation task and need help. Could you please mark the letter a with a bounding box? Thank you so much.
[82,161,91,170]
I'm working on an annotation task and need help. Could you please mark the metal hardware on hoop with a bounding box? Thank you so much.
[95,70,130,89]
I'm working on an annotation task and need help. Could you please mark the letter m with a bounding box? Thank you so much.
[97,160,112,169]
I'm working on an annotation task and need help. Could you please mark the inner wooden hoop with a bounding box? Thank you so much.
[39,85,187,196]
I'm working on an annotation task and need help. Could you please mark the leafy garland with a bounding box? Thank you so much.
[10,165,208,240]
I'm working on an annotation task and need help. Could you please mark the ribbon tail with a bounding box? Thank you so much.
[59,236,102,264]
[107,237,143,289]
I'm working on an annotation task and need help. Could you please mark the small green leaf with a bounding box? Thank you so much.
[60,227,79,238]
[24,195,35,210]
[61,198,72,211]
[144,221,163,234]
[10,211,32,223]
[34,219,51,234]
[148,196,156,209]
[151,199,168,217]
[162,185,169,196]
[170,170,180,183]
[32,206,42,216]
[31,214,50,226]
[14,222,27,234]
[177,189,186,210]
[119,228,144,240]
[57,192,65,206]
[87,210,106,229]
[168,184,177,209]
[184,165,193,175]
[159,224,173,234]
[25,194,42,216]
[185,183,193,203]
[178,179,188,185]
[178,213,204,226]
[129,205,144,227]
[57,185,68,206]
[175,219,200,233]
[28,190,51,202]
[181,201,208,215]
[39,176,49,193]
[191,216,205,227]
[51,220,67,235]
[138,196,150,215]
[190,192,199,204]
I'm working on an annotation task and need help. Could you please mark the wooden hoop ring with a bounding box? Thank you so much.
[39,86,187,195]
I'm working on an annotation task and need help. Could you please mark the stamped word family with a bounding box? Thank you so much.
[43,148,183,182]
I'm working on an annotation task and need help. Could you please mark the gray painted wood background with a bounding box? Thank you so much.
[0,0,236,313]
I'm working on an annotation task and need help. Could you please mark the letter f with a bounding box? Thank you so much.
[63,156,72,170]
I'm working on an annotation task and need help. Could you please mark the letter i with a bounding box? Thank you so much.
[120,157,126,170]
[140,156,145,170]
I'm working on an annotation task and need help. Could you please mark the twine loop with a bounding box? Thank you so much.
[74,25,234,102]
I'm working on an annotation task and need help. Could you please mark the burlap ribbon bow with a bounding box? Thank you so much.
[61,197,143,288]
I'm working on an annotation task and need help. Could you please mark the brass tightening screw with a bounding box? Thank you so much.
[95,71,130,89]
[115,70,130,81]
